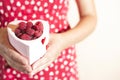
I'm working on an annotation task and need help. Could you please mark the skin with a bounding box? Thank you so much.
[0,0,97,77]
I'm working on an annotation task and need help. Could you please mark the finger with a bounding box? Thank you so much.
[31,50,56,75]
[30,57,53,76]
[31,43,59,69]
[8,49,29,65]
[5,49,32,73]
[7,59,32,73]
[31,40,61,75]
[31,46,54,69]
[32,55,48,70]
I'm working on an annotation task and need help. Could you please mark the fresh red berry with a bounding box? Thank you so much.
[35,21,43,26]
[34,31,43,38]
[15,28,21,35]
[15,21,44,40]
[18,22,26,30]
[26,28,35,36]
[15,28,23,37]
[32,25,40,31]
[20,34,32,40]
[26,21,33,28]
[35,21,43,31]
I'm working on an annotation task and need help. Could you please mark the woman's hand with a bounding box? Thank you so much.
[0,28,32,73]
[30,33,68,76]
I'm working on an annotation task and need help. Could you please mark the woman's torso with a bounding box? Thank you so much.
[0,0,79,80]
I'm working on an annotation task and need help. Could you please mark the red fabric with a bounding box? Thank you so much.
[0,0,79,80]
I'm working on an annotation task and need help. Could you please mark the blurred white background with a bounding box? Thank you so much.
[68,0,120,80]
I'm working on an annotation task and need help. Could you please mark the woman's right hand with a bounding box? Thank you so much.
[0,28,32,73]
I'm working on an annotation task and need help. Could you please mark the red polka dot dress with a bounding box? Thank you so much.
[0,0,79,80]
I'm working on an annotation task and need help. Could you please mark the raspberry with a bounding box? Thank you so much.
[18,22,26,30]
[26,21,33,28]
[14,21,44,40]
[20,34,32,40]
[26,28,35,36]
[35,21,43,31]
[15,28,21,35]
[34,31,43,38]
[32,25,41,31]
[15,28,22,37]
[35,21,43,26]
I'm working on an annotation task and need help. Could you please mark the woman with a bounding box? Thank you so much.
[0,0,97,80]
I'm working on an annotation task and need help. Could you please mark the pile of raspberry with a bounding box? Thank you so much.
[15,21,43,40]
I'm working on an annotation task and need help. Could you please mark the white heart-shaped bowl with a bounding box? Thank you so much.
[7,20,49,65]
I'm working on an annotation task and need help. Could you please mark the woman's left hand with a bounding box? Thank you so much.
[29,33,68,76]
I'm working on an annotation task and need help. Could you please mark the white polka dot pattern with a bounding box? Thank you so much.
[0,0,79,80]
[0,0,70,32]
